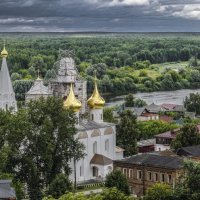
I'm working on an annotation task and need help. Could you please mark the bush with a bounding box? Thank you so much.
[105,170,130,195]
[48,174,72,198]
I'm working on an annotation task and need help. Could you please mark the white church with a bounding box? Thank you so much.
[0,47,124,183]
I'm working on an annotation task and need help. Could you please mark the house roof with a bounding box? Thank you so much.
[173,105,186,112]
[132,107,145,116]
[161,103,176,110]
[115,153,183,169]
[155,128,180,139]
[141,113,159,117]
[77,120,114,131]
[177,145,200,157]
[90,154,113,165]
[137,139,156,147]
[26,78,52,95]
[0,180,16,199]
[145,103,161,113]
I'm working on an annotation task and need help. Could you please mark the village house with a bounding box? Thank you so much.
[137,139,156,153]
[137,128,180,153]
[114,153,183,197]
[154,128,180,151]
[176,145,200,161]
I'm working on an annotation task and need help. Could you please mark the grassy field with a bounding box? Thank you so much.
[109,61,189,81]
[151,61,189,73]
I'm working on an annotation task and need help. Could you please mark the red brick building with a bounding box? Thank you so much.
[114,153,183,196]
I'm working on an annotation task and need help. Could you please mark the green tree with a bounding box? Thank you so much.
[184,93,200,115]
[48,174,72,198]
[86,63,107,78]
[174,160,200,200]
[124,94,135,107]
[43,188,134,200]
[134,98,147,107]
[117,110,140,156]
[144,183,173,200]
[105,170,130,195]
[189,56,198,67]
[101,188,133,200]
[171,123,200,150]
[4,97,85,200]
[103,107,117,123]
[138,120,179,139]
[183,160,200,194]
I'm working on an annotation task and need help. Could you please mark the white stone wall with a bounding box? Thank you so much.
[70,124,118,182]
[154,144,170,152]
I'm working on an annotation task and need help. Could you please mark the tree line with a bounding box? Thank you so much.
[2,33,200,103]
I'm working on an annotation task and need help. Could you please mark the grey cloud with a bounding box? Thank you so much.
[0,0,199,32]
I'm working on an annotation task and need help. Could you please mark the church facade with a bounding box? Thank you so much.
[0,48,123,183]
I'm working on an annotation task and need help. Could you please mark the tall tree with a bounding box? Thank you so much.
[116,110,140,156]
[184,93,200,115]
[171,123,200,150]
[4,97,84,200]
[124,94,135,107]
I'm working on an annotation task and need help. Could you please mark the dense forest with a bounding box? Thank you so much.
[1,33,200,102]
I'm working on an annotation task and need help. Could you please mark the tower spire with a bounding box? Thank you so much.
[1,40,8,58]
[87,72,105,109]
[0,44,17,112]
[87,72,105,123]
[64,82,82,112]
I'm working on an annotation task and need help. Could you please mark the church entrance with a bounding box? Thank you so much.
[92,166,98,177]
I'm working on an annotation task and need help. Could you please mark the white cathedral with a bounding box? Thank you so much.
[0,47,124,183]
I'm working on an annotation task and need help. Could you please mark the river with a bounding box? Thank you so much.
[106,89,200,107]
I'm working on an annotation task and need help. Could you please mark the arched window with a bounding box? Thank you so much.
[104,127,113,135]
[93,141,97,154]
[105,139,109,152]
[91,129,101,137]
[78,132,88,139]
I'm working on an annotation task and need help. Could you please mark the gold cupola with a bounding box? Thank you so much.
[87,76,105,109]
[64,83,82,112]
[1,43,8,58]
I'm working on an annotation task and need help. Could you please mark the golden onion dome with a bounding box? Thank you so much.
[1,45,8,58]
[87,76,105,109]
[64,83,82,112]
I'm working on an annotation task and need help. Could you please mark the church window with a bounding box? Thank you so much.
[104,127,113,135]
[80,166,82,177]
[91,114,94,121]
[105,139,109,152]
[91,129,100,137]
[93,141,97,154]
[78,132,88,139]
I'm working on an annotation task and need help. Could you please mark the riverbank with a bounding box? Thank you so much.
[105,88,200,107]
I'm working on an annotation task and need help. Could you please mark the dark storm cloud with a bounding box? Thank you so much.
[0,0,200,32]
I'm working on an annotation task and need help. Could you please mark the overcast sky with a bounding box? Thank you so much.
[0,0,200,32]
